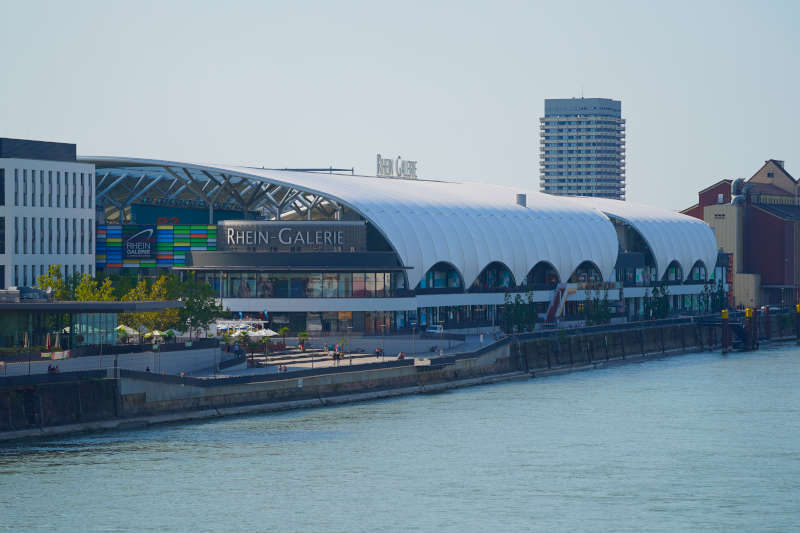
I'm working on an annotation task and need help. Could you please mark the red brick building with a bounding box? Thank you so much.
[683,160,798,307]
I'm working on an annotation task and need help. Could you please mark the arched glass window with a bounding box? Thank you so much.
[418,262,463,290]
[569,261,603,284]
[662,260,683,283]
[687,260,707,283]
[526,261,559,288]
[470,262,515,292]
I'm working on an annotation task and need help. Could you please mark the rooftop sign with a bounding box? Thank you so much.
[376,154,417,179]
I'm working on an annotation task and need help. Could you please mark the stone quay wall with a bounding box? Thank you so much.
[2,314,796,440]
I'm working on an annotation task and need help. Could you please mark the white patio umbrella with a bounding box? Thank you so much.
[115,325,138,336]
[250,329,279,338]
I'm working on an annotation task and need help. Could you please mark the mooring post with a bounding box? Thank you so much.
[744,307,753,351]
[721,309,730,354]
[708,323,714,350]
[753,309,760,350]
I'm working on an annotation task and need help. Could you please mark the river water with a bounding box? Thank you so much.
[2,345,800,532]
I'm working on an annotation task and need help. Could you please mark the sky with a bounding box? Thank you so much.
[0,0,798,211]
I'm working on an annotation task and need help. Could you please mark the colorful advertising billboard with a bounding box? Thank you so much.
[96,224,217,270]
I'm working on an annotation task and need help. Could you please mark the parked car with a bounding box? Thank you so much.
[425,324,444,334]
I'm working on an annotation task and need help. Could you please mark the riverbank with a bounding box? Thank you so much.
[2,317,795,442]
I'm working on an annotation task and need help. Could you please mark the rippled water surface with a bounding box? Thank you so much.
[2,345,800,532]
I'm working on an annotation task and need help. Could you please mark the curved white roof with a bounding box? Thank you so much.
[212,165,620,288]
[570,197,719,281]
[84,157,718,287]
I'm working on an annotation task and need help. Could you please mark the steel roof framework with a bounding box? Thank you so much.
[92,163,343,223]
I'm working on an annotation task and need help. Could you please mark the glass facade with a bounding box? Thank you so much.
[196,271,402,298]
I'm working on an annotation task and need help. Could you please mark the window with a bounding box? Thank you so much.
[14,265,19,287]
[22,170,27,206]
[23,265,27,287]
[64,217,68,253]
[31,170,36,207]
[80,173,85,208]
[48,171,52,207]
[14,217,18,253]
[72,173,76,208]
[88,220,93,252]
[0,168,4,206]
[80,264,84,275]
[39,171,44,206]
[72,218,76,254]
[56,172,61,207]
[14,169,18,206]
[31,218,36,254]
[88,173,93,208]
[56,219,61,254]
[39,218,44,255]
[80,219,85,254]
[64,172,69,207]
[48,218,53,254]
[0,216,5,254]
[22,217,27,254]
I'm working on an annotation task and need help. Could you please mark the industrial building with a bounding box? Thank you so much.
[683,159,799,308]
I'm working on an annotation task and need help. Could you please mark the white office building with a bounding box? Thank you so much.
[0,138,95,289]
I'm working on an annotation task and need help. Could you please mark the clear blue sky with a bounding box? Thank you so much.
[1,0,797,210]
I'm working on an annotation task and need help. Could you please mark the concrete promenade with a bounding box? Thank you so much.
[0,332,496,378]
[0,347,227,377]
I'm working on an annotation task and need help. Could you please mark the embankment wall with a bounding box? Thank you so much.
[2,314,796,439]
[118,343,513,417]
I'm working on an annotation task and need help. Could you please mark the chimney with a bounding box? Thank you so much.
[516,194,527,207]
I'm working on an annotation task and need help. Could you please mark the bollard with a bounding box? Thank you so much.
[753,307,759,349]
[744,307,754,351]
[721,309,730,354]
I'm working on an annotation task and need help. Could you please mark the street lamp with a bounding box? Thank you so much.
[346,326,353,365]
[378,323,386,360]
[410,321,417,356]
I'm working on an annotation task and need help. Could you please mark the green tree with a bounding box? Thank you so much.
[179,273,224,339]
[119,279,149,331]
[236,331,252,359]
[148,275,182,331]
[585,289,611,325]
[278,326,290,346]
[502,293,513,333]
[644,283,671,319]
[97,272,140,300]
[36,265,69,300]
[297,332,309,351]
[73,274,116,301]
